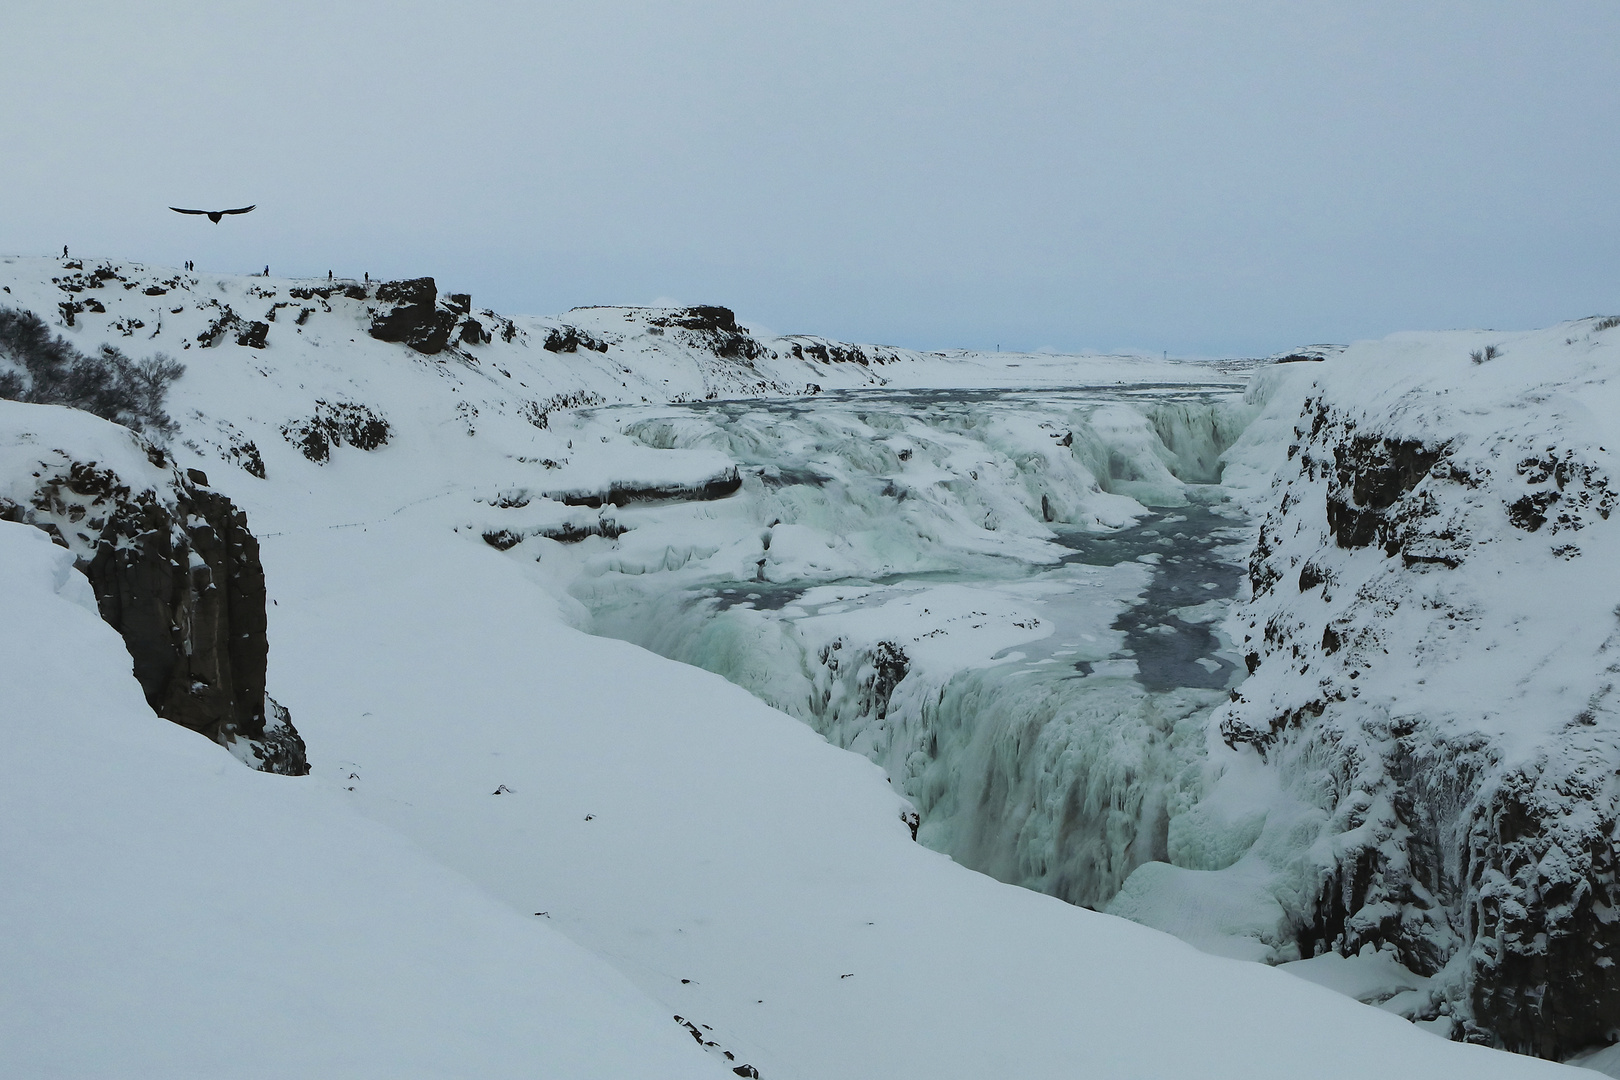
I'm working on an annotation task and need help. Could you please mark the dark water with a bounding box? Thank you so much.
[1058,503,1246,691]
[705,502,1248,693]
[648,381,1249,420]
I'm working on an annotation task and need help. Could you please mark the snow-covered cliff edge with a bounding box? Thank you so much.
[1122,321,1620,1059]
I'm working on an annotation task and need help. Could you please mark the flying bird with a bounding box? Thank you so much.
[170,204,256,223]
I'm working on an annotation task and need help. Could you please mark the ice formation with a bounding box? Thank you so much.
[565,386,1265,911]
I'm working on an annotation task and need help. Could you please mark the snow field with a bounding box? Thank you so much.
[0,522,721,1080]
[259,505,1575,1079]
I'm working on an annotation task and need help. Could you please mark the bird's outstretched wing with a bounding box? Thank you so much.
[170,207,207,215]
[221,205,256,216]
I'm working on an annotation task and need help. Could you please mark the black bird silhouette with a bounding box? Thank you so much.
[170,204,256,224]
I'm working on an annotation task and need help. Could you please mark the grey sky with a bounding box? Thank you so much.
[3,1,1617,355]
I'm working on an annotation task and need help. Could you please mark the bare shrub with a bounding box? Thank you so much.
[0,307,184,434]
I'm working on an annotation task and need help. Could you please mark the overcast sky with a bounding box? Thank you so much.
[3,1,1617,355]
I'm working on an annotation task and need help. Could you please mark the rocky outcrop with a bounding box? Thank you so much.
[782,338,902,369]
[368,277,461,355]
[280,400,391,463]
[553,466,742,508]
[482,518,628,550]
[543,325,610,354]
[647,306,768,362]
[4,452,308,775]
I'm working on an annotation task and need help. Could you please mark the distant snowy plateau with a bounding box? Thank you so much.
[3,253,1618,1078]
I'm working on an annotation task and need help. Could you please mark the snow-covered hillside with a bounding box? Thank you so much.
[1114,322,1620,1061]
[0,519,722,1079]
[0,252,1598,1077]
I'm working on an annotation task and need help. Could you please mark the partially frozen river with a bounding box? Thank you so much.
[555,380,1258,909]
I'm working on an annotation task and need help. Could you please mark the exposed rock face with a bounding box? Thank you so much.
[368,277,460,355]
[5,453,308,775]
[1219,354,1620,1059]
[280,400,391,463]
[234,320,269,349]
[782,338,902,369]
[481,518,627,550]
[197,305,248,348]
[543,325,609,354]
[648,306,768,362]
[553,466,742,508]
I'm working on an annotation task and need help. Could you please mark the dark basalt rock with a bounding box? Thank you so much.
[197,306,244,348]
[653,305,739,334]
[543,325,609,354]
[482,519,628,550]
[556,467,742,508]
[10,457,308,774]
[280,400,390,463]
[649,306,768,361]
[1324,435,1444,553]
[234,320,269,349]
[785,338,902,368]
[368,277,459,355]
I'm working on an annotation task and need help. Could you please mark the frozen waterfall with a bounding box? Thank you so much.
[555,382,1261,910]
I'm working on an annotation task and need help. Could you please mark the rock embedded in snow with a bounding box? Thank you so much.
[368,276,460,355]
[0,400,307,774]
[280,399,391,463]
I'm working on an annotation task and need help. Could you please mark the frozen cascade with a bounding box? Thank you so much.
[567,383,1265,910]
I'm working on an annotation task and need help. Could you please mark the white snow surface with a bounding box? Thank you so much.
[0,255,1588,1076]
[0,521,718,1080]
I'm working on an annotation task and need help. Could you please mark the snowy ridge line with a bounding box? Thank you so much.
[0,253,1249,420]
